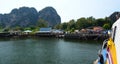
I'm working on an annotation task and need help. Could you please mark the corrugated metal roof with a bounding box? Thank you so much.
[40,27,51,31]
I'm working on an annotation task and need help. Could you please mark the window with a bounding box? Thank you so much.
[113,26,117,42]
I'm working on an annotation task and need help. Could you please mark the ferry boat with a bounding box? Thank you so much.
[94,18,120,64]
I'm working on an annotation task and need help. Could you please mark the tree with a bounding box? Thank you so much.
[3,28,9,32]
[24,27,31,30]
[61,22,68,30]
[67,19,76,30]
[30,26,36,31]
[54,16,114,31]
[54,24,61,29]
[76,17,88,29]
[37,19,48,28]
[70,28,75,32]
[96,18,105,27]
[104,17,113,27]
[13,26,24,31]
[87,16,96,26]
[103,23,110,30]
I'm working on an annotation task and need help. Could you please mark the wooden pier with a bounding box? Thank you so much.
[0,32,109,40]
[64,33,109,40]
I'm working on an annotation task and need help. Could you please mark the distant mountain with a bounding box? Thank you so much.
[0,6,61,28]
[109,12,120,22]
[38,7,61,27]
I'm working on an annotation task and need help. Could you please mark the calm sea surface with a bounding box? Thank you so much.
[0,38,102,64]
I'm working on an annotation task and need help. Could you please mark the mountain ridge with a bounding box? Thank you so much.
[109,11,120,22]
[0,6,61,28]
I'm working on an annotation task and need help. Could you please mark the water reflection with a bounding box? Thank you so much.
[0,38,101,64]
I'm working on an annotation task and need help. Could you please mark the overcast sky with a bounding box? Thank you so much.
[0,0,120,22]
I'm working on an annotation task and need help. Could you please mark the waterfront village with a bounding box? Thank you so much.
[0,26,110,40]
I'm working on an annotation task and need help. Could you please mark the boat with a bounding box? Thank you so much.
[94,18,120,64]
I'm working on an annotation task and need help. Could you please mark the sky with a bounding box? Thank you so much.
[0,0,120,23]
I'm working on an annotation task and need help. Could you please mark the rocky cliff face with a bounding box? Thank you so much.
[0,6,61,28]
[109,12,120,22]
[38,7,61,27]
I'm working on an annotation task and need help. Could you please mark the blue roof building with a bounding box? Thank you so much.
[39,27,52,33]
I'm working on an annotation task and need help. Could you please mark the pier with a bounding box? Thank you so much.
[0,32,109,40]
[64,33,109,40]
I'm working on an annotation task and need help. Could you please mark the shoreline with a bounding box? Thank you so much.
[0,32,109,41]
